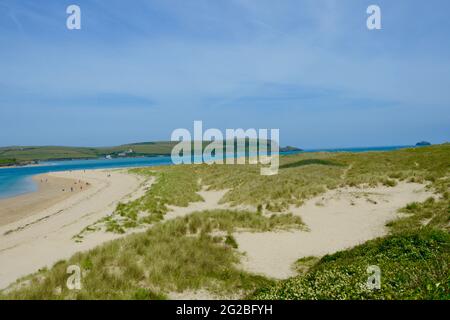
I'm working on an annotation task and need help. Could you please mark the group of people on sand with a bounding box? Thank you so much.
[41,171,111,193]
[62,180,90,192]
[38,171,115,193]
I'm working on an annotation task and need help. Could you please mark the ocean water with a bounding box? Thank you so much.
[0,145,412,199]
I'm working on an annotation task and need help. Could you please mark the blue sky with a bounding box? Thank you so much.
[0,0,449,148]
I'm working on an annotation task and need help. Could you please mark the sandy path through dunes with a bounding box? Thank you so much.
[0,169,144,289]
[235,182,434,279]
[165,189,230,220]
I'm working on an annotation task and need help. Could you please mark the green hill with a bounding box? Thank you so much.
[0,142,177,163]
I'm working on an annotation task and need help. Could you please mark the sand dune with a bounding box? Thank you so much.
[0,169,145,289]
[234,182,434,279]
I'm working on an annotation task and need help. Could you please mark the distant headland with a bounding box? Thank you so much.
[415,141,431,146]
[279,146,303,152]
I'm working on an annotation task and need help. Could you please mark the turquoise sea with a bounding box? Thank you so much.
[0,145,412,199]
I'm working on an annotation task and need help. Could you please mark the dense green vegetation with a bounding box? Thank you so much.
[0,158,18,166]
[0,146,99,161]
[1,144,449,299]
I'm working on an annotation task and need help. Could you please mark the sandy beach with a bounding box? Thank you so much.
[0,174,88,226]
[0,169,145,289]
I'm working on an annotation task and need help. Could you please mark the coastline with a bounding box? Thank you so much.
[0,168,145,289]
[0,174,87,226]
[0,163,42,170]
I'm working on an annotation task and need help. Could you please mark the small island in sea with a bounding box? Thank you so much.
[279,146,303,152]
[416,141,432,146]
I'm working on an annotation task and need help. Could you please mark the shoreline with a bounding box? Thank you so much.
[0,174,87,226]
[0,163,42,170]
[0,154,173,170]
[0,168,145,289]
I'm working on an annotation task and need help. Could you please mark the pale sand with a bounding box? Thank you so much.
[0,174,87,226]
[234,182,434,279]
[0,169,145,289]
